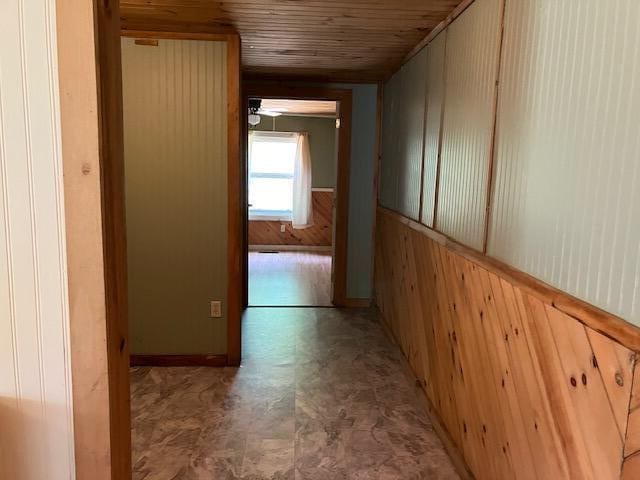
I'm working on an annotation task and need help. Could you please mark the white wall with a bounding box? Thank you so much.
[488,0,640,325]
[0,0,75,478]
[436,0,503,250]
[420,31,447,228]
[379,48,428,220]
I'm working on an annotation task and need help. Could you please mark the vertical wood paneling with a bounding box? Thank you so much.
[379,48,427,220]
[420,31,447,228]
[248,190,333,247]
[122,37,228,354]
[375,208,638,480]
[436,0,503,250]
[0,0,75,477]
[488,0,640,327]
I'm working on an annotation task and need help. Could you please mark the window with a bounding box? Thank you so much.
[249,132,298,220]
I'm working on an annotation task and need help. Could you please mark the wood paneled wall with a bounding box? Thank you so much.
[375,208,640,480]
[249,190,333,247]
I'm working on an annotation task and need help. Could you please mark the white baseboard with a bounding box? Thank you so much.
[249,244,332,253]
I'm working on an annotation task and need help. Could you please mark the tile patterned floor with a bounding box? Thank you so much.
[131,308,459,479]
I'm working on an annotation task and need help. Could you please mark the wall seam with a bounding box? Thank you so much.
[482,0,508,254]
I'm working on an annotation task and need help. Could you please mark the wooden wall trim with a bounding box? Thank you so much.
[431,29,448,232]
[57,0,131,478]
[344,298,372,308]
[226,34,242,367]
[378,206,640,352]
[121,29,238,41]
[482,0,507,254]
[369,83,383,301]
[331,90,352,306]
[97,0,133,475]
[130,354,228,367]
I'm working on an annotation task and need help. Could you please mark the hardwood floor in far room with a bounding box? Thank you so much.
[249,251,332,306]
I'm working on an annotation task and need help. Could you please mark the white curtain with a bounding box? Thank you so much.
[292,132,314,229]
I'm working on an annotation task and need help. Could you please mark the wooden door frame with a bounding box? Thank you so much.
[119,30,243,367]
[241,84,352,312]
[56,11,242,477]
[56,0,131,478]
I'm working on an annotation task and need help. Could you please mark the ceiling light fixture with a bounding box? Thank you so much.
[248,98,262,126]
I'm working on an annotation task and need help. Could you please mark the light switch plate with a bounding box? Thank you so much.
[210,300,222,318]
[280,224,286,233]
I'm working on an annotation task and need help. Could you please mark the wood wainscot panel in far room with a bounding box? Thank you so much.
[374,207,640,480]
[249,190,333,248]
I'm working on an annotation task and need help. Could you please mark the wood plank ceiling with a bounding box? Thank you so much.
[119,0,464,82]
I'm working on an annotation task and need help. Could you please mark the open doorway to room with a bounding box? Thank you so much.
[243,86,352,308]
[247,98,338,306]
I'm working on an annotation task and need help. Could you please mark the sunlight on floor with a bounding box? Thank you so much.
[248,251,332,306]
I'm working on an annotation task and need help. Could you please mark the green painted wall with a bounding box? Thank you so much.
[122,37,228,355]
[252,115,337,188]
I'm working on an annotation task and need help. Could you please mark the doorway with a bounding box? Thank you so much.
[247,99,337,306]
[242,86,352,309]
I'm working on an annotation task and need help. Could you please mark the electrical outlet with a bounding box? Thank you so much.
[280,224,286,233]
[210,300,222,318]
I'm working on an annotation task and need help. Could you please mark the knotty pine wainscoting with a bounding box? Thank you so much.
[249,189,333,249]
[374,207,640,480]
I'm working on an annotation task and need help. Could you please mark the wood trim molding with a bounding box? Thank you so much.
[130,354,228,367]
[97,3,133,477]
[482,0,507,254]
[378,206,640,352]
[58,0,131,478]
[226,34,242,367]
[243,84,353,308]
[333,91,352,306]
[249,245,332,252]
[344,298,372,308]
[121,29,238,42]
[431,30,448,231]
[370,83,384,304]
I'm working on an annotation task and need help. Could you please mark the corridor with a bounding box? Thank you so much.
[130,308,459,479]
